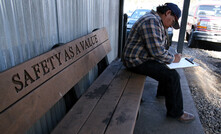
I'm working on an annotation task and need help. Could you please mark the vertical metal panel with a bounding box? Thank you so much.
[108,0,120,62]
[0,0,58,72]
[57,0,102,42]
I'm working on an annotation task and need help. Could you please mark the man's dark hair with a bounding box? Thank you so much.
[156,3,170,14]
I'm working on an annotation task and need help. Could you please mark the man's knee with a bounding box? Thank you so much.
[167,70,180,81]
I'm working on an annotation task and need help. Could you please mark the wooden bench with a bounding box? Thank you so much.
[0,28,146,134]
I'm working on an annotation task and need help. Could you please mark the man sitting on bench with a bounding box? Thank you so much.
[122,3,195,123]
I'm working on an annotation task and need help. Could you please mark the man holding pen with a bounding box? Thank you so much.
[123,3,195,122]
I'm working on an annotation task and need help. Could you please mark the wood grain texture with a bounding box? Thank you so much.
[78,68,131,134]
[52,61,147,134]
[52,60,123,134]
[105,72,146,134]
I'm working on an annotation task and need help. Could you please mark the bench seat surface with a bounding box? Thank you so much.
[52,60,146,134]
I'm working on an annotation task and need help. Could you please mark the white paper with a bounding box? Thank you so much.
[166,57,198,69]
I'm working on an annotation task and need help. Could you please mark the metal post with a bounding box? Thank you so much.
[122,14,128,53]
[177,0,191,53]
[118,0,124,58]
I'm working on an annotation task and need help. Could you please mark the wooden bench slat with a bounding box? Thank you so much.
[78,68,132,134]
[105,72,146,134]
[52,60,123,134]
[0,28,111,134]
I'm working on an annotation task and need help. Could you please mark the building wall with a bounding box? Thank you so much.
[0,0,120,133]
[0,0,119,72]
[0,0,58,71]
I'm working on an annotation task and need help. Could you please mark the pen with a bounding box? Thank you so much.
[185,58,194,64]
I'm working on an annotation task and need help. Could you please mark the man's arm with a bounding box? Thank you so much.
[140,18,174,64]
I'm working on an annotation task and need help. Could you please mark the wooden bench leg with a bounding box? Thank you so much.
[98,56,109,75]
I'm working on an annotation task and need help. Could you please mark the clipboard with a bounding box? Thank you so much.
[166,57,199,69]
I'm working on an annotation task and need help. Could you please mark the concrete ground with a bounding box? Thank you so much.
[134,69,205,134]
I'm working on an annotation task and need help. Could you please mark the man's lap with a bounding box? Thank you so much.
[128,60,180,81]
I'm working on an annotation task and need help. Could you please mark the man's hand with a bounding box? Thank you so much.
[173,53,182,63]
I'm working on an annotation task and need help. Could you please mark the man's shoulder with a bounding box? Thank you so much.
[131,10,161,32]
[136,14,160,29]
[139,11,160,22]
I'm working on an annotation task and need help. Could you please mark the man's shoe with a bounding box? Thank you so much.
[178,111,195,123]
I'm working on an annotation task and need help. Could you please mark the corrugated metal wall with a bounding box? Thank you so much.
[56,0,119,62]
[0,0,119,72]
[0,0,120,133]
[0,0,58,72]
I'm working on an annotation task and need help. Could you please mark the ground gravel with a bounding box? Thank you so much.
[171,41,221,134]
